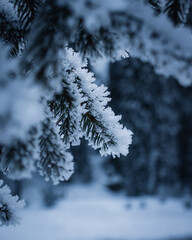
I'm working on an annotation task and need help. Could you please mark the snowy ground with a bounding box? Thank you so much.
[1,184,192,240]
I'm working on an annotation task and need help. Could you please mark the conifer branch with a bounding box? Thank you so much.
[38,112,74,185]
[164,0,191,25]
[0,128,37,180]
[0,7,21,56]
[0,180,25,226]
[14,0,41,33]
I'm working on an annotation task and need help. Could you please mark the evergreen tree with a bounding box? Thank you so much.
[0,0,192,225]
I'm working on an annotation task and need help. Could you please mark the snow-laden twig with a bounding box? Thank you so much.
[0,180,25,226]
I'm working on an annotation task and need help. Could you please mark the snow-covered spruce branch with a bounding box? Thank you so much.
[52,65,86,147]
[53,49,132,157]
[75,68,132,157]
[0,180,25,226]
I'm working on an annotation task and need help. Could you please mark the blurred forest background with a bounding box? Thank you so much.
[1,58,192,207]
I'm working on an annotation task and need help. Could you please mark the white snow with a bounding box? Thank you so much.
[56,48,132,157]
[1,184,192,240]
[0,43,43,145]
[0,180,25,226]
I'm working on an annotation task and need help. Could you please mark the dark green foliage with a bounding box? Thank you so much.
[0,0,41,56]
[148,0,162,14]
[53,77,116,152]
[80,112,116,152]
[0,204,12,223]
[53,82,79,145]
[164,0,189,25]
[147,0,192,26]
[99,28,117,58]
[14,0,41,33]
[38,114,74,184]
[73,24,117,59]
[0,11,21,56]
[74,22,102,59]
[21,2,71,87]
